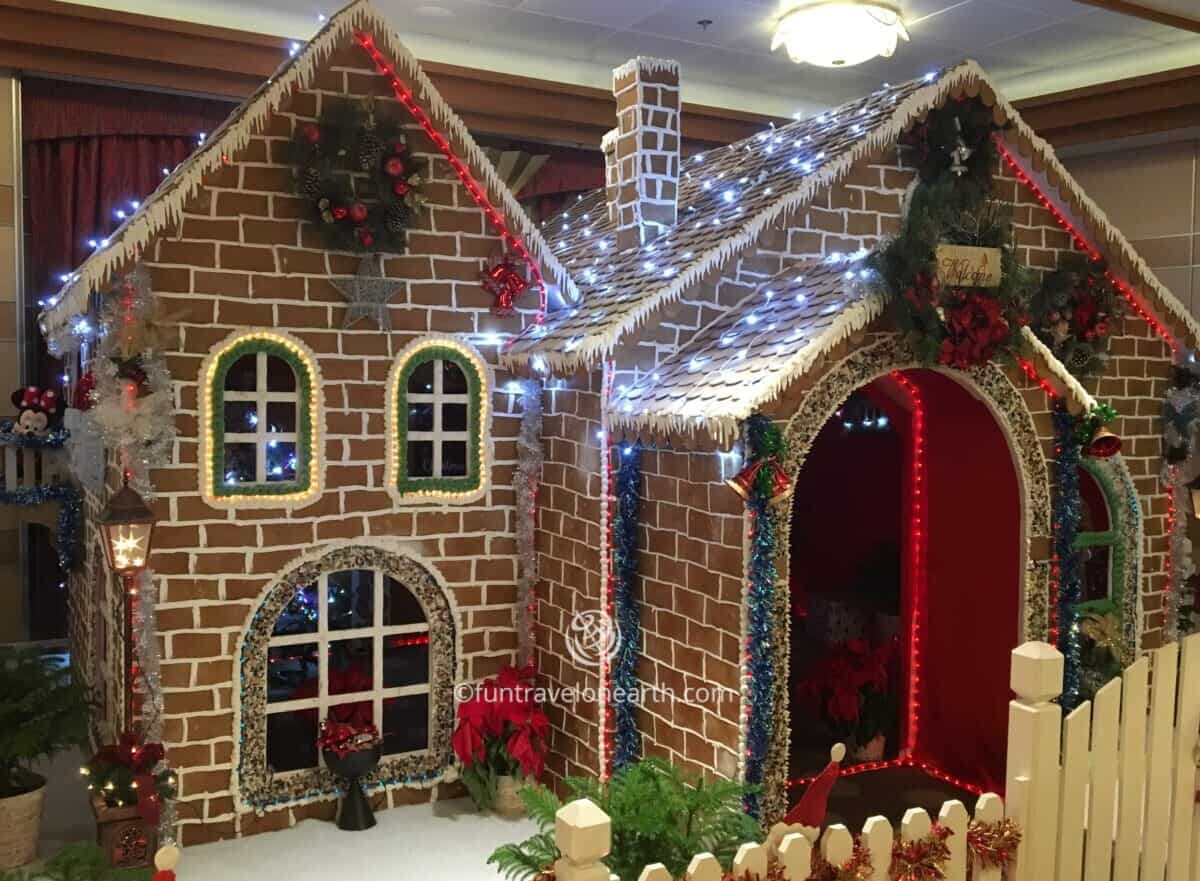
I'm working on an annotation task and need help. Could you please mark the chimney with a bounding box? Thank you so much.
[610,57,681,251]
[602,127,620,225]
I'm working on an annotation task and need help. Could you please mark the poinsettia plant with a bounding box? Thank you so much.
[317,718,381,758]
[797,639,898,750]
[83,732,176,824]
[452,663,549,810]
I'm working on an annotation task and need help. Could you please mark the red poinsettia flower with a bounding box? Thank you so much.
[452,718,486,765]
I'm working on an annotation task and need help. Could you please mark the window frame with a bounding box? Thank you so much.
[265,568,433,774]
[389,337,490,502]
[1073,460,1124,608]
[200,331,322,507]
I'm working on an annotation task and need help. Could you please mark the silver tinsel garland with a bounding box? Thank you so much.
[131,568,177,844]
[514,379,543,664]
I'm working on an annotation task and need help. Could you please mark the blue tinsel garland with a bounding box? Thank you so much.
[1052,403,1083,709]
[0,482,81,571]
[742,414,781,817]
[0,425,70,449]
[611,444,642,769]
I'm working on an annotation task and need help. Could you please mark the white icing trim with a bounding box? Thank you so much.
[40,0,578,337]
[600,127,620,151]
[612,56,681,85]
[1019,325,1098,413]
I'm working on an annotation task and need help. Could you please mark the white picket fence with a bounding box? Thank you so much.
[553,635,1200,881]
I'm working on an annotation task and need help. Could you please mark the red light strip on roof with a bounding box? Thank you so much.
[1018,359,1059,400]
[994,138,1178,356]
[354,31,547,322]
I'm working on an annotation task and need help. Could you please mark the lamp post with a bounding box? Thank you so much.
[99,478,155,730]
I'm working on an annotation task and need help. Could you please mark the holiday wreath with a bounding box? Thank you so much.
[289,98,426,254]
[1029,252,1124,377]
[870,98,1037,369]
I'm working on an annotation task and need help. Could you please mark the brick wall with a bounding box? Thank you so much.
[591,145,1176,782]
[66,37,537,844]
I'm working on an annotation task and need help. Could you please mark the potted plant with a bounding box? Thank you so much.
[83,733,176,868]
[798,638,898,763]
[0,649,89,870]
[318,718,382,831]
[452,664,548,816]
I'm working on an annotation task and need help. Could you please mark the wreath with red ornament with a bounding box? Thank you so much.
[289,97,426,254]
[1029,252,1124,377]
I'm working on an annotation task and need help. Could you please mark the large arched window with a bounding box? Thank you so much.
[237,547,456,809]
[388,337,489,501]
[200,331,321,506]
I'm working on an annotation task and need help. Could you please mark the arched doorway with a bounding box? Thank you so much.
[781,361,1029,821]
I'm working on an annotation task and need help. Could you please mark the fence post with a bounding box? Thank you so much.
[1005,641,1063,881]
[555,798,612,881]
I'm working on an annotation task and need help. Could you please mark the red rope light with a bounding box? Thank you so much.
[1018,359,1059,400]
[353,31,548,322]
[994,138,1178,356]
[891,371,925,758]
[787,755,984,796]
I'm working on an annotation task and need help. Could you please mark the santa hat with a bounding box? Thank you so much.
[784,742,845,827]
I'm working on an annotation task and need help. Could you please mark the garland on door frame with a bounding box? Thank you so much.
[611,443,642,770]
[289,97,427,254]
[1053,402,1084,710]
[738,414,790,817]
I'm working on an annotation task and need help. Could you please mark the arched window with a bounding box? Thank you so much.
[237,547,456,809]
[265,568,432,773]
[388,339,488,501]
[200,332,321,505]
[1076,465,1118,604]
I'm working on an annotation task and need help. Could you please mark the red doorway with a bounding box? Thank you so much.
[788,369,1021,799]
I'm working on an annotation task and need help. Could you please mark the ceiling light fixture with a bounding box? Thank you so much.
[771,0,908,68]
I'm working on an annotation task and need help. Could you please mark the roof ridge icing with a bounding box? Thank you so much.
[505,58,1200,373]
[40,0,577,338]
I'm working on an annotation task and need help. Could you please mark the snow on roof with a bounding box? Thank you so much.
[504,59,1200,372]
[39,0,578,339]
[607,258,1098,443]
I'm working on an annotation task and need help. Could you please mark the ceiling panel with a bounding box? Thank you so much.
[69,0,1200,118]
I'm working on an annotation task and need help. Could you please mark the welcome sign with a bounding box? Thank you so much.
[936,244,1002,287]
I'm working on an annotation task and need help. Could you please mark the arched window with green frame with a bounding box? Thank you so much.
[1074,461,1128,696]
[200,331,322,507]
[388,337,489,502]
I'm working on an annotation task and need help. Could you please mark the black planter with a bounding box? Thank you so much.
[323,745,382,831]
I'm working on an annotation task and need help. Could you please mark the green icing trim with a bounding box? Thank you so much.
[1073,459,1126,619]
[395,345,483,497]
[209,337,315,499]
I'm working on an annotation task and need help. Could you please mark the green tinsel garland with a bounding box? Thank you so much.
[209,338,314,499]
[395,346,483,496]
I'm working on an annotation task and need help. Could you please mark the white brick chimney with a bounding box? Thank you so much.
[602,127,620,225]
[610,57,681,251]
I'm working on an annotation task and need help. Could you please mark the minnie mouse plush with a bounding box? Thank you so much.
[11,386,59,437]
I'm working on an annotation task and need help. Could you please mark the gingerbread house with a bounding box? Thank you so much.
[38,0,1194,844]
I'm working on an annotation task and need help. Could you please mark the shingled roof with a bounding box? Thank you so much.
[503,59,1200,372]
[38,0,577,340]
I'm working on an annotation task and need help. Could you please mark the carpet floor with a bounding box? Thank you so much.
[179,799,536,881]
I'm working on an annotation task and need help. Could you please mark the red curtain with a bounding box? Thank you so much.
[22,78,233,322]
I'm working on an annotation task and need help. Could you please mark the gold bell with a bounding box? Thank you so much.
[1086,426,1121,458]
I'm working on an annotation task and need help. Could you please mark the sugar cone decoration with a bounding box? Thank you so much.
[784,742,845,828]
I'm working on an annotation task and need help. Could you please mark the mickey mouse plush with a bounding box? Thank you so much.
[11,386,59,437]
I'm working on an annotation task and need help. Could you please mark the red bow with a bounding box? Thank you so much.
[19,386,58,414]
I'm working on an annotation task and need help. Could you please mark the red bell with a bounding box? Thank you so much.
[767,460,792,501]
[1087,426,1121,458]
[725,460,762,500]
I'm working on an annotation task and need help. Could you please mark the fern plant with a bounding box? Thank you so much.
[0,843,152,881]
[487,758,760,881]
[0,649,89,797]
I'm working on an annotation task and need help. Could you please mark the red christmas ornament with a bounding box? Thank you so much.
[383,156,406,178]
[481,258,530,315]
[331,205,349,221]
[151,872,176,881]
[300,123,321,145]
[356,227,375,248]
[348,202,369,223]
[392,180,410,197]
[74,371,96,411]
[726,457,791,501]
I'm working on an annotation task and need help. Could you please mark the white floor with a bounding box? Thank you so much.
[180,798,537,881]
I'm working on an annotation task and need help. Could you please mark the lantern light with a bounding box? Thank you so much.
[99,479,155,579]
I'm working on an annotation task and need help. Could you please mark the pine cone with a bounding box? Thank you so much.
[386,202,412,233]
[358,130,385,171]
[299,167,323,201]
